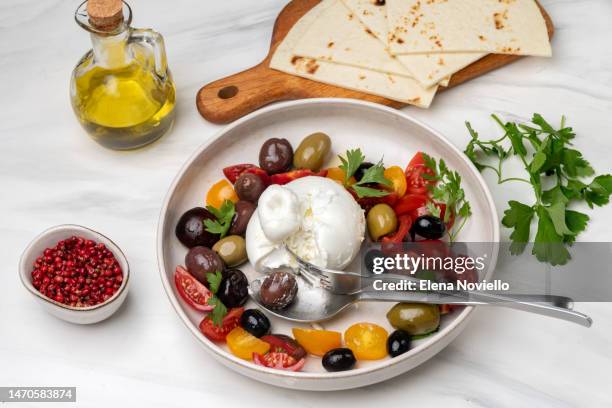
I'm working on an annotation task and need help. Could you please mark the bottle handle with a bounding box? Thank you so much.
[129,28,169,81]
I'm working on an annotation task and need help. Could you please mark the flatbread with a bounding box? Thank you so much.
[342,0,485,87]
[270,0,437,108]
[387,0,552,56]
[292,1,422,80]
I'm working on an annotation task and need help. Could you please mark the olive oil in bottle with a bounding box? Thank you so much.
[70,0,176,150]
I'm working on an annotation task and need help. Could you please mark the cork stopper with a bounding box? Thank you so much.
[87,0,124,31]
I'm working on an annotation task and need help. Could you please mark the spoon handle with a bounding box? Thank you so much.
[357,290,593,327]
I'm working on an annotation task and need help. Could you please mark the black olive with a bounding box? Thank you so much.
[322,348,356,372]
[411,215,446,240]
[355,162,374,182]
[240,309,271,338]
[217,269,249,308]
[387,330,412,357]
[175,207,220,248]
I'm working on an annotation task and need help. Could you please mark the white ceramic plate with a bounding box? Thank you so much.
[157,99,499,391]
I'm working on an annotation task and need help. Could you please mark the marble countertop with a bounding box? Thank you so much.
[1,0,611,406]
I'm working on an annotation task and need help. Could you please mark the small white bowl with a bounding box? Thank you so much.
[19,225,130,324]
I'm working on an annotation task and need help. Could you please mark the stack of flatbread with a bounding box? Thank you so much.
[270,0,551,108]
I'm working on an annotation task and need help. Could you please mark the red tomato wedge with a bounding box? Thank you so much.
[382,215,413,244]
[394,194,428,215]
[405,152,435,195]
[253,352,306,371]
[223,164,256,183]
[199,307,244,342]
[356,192,399,212]
[174,266,213,312]
[407,151,427,168]
[270,169,327,185]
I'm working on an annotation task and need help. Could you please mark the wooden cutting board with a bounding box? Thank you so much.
[197,1,554,124]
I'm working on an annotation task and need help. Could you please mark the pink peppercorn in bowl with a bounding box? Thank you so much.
[19,225,130,324]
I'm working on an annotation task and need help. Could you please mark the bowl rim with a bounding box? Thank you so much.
[19,224,130,312]
[156,98,500,380]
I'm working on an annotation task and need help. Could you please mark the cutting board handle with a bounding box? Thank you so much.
[197,62,306,124]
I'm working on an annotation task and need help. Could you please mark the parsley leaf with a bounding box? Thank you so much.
[339,149,391,198]
[544,202,574,236]
[358,160,392,187]
[564,210,589,244]
[205,268,227,327]
[562,149,594,178]
[206,270,223,294]
[207,296,227,327]
[501,201,534,255]
[584,175,612,207]
[352,185,389,198]
[204,200,235,238]
[339,149,365,184]
[533,207,570,266]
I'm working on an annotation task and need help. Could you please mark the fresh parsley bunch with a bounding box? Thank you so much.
[339,148,391,198]
[465,114,612,265]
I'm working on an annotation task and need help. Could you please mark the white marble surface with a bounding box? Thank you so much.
[1,0,611,406]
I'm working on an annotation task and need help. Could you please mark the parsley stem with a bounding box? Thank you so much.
[499,177,531,184]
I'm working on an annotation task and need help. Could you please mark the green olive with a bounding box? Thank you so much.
[293,132,331,171]
[212,235,247,267]
[367,203,398,241]
[386,303,440,336]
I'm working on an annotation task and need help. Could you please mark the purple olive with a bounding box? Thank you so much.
[230,201,256,236]
[259,138,293,174]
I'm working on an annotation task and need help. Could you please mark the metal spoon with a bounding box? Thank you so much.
[248,271,592,327]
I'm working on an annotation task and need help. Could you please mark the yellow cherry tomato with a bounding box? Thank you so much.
[344,323,388,360]
[292,328,342,357]
[326,167,356,186]
[384,166,407,198]
[206,179,239,209]
[226,327,270,360]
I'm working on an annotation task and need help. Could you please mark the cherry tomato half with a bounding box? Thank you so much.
[344,323,388,360]
[326,167,356,186]
[174,266,213,312]
[199,307,244,342]
[292,328,342,357]
[226,327,271,360]
[261,334,307,360]
[253,352,306,371]
[384,166,407,198]
[206,179,239,209]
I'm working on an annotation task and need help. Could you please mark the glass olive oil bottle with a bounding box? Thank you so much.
[70,0,176,150]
